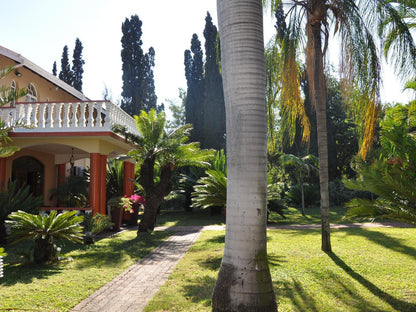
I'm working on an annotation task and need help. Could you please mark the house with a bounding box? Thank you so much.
[0,45,137,215]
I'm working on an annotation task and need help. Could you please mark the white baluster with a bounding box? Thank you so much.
[96,102,103,128]
[87,102,94,129]
[104,102,112,130]
[62,103,70,128]
[79,102,86,128]
[56,103,64,128]
[30,104,38,127]
[25,104,31,126]
[70,103,77,128]
[39,104,46,128]
[46,104,53,129]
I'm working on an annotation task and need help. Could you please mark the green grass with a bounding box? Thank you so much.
[155,205,348,227]
[0,230,171,311]
[268,205,350,225]
[144,227,416,312]
[155,208,226,227]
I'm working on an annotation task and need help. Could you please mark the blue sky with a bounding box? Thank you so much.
[1,0,412,109]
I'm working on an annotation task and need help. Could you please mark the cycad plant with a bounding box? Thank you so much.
[6,210,83,264]
[192,149,227,213]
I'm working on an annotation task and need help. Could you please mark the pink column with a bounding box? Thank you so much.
[99,155,107,215]
[89,153,101,215]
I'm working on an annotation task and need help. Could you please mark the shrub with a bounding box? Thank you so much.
[6,211,83,264]
[82,212,113,244]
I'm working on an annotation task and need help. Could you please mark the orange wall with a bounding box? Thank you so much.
[0,55,80,103]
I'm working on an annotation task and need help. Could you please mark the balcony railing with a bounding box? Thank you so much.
[0,101,139,136]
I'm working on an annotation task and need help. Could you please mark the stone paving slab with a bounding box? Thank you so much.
[71,230,201,312]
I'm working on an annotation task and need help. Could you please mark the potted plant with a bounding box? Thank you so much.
[107,197,124,231]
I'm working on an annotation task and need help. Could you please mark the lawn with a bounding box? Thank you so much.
[144,227,416,312]
[1,207,413,311]
[155,205,349,227]
[0,230,171,311]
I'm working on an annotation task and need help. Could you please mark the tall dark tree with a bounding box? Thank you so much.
[184,34,204,143]
[202,12,226,150]
[121,15,157,115]
[142,47,157,111]
[72,38,85,92]
[59,45,73,85]
[52,61,57,76]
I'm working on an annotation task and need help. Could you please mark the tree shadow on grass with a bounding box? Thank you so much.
[310,270,389,312]
[341,227,416,260]
[72,231,171,268]
[327,251,416,312]
[0,263,63,286]
[275,278,320,312]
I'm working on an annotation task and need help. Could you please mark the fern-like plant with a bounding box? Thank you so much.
[344,102,416,224]
[6,211,83,264]
[0,181,43,244]
[192,169,227,210]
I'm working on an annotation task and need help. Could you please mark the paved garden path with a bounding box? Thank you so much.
[71,222,412,312]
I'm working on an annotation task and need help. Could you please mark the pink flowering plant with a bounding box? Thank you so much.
[119,194,146,213]
[120,196,133,213]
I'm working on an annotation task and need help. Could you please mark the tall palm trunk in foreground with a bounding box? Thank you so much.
[306,0,331,252]
[212,0,277,310]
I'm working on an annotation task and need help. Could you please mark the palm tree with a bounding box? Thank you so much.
[280,153,318,216]
[212,0,277,310]
[114,109,214,233]
[378,1,416,81]
[262,0,415,251]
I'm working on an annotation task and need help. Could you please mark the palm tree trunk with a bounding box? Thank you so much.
[212,0,277,310]
[138,160,173,233]
[306,1,332,252]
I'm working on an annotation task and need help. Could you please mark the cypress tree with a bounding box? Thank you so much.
[52,61,57,76]
[143,47,157,111]
[72,38,85,92]
[121,15,157,115]
[184,34,204,143]
[202,12,225,149]
[59,45,73,85]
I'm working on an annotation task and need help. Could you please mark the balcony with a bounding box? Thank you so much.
[0,101,139,136]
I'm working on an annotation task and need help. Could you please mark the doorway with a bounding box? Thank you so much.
[12,156,44,197]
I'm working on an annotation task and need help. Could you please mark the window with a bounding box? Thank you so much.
[26,83,37,102]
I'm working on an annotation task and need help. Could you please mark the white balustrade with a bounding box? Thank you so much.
[0,101,139,136]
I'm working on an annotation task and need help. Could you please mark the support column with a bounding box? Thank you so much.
[89,153,101,215]
[99,155,107,215]
[122,161,135,221]
[57,164,66,185]
[123,161,135,196]
[0,158,6,191]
